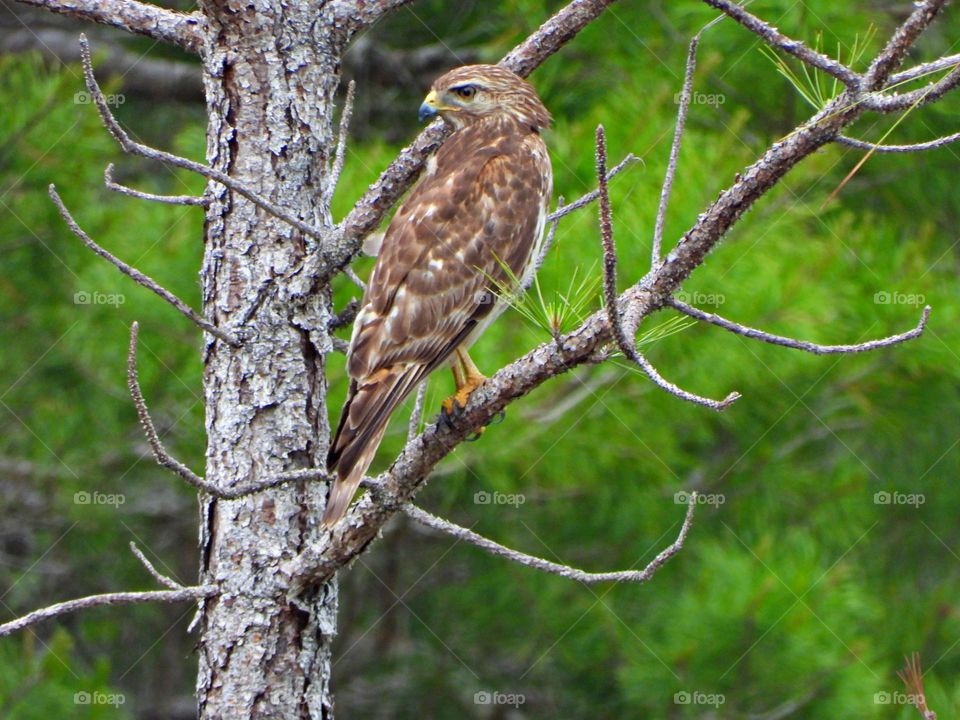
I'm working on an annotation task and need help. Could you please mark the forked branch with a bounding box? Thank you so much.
[596,125,739,411]
[405,494,696,584]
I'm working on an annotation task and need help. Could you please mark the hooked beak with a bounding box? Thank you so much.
[418,90,441,123]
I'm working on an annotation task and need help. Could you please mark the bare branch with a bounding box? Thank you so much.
[105,163,208,206]
[407,381,428,442]
[404,495,696,584]
[345,266,367,292]
[14,0,204,53]
[700,0,861,87]
[596,125,739,411]
[669,299,931,355]
[329,299,360,331]
[334,0,623,277]
[78,35,327,244]
[864,66,960,112]
[323,80,355,208]
[129,542,181,590]
[331,337,350,355]
[50,185,238,346]
[0,586,217,638]
[527,198,562,289]
[127,322,330,498]
[653,16,723,265]
[545,156,639,223]
[835,133,960,153]
[890,53,960,86]
[863,0,949,90]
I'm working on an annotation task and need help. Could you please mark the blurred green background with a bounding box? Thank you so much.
[0,0,958,717]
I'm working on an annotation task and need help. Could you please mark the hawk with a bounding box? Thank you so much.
[323,65,553,526]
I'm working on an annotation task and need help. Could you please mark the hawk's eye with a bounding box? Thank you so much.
[453,85,477,99]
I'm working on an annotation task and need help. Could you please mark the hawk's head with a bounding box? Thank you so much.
[418,65,551,131]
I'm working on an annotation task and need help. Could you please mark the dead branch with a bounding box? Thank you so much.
[105,163,208,206]
[890,53,960,86]
[545,156,639,223]
[670,299,931,354]
[835,133,960,153]
[0,586,217,638]
[700,0,860,86]
[865,65,960,112]
[78,35,327,243]
[407,382,428,442]
[596,125,739,411]
[333,0,623,277]
[329,299,360,331]
[653,16,723,264]
[127,322,330,498]
[129,541,182,590]
[14,0,204,53]
[323,80,356,209]
[49,184,238,346]
[404,495,697,584]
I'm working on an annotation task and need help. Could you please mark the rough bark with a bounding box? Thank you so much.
[193,2,344,716]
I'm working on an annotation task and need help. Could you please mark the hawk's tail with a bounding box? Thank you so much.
[323,366,420,526]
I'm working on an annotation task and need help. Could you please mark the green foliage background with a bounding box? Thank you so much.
[0,1,958,717]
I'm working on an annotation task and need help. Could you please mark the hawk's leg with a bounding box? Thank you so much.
[441,347,488,427]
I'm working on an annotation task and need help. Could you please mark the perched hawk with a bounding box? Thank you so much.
[323,65,553,525]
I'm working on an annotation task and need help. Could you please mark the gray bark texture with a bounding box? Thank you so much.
[194,2,342,716]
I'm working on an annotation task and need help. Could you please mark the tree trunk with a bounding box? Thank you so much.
[194,2,344,716]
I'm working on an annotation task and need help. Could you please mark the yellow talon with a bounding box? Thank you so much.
[441,347,487,420]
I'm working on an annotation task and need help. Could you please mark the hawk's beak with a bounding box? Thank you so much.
[418,90,440,123]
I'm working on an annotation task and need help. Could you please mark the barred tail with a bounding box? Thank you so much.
[323,365,420,526]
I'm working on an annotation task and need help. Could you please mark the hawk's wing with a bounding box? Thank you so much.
[323,125,551,524]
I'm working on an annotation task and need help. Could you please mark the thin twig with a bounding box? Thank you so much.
[78,35,327,243]
[404,494,697,584]
[596,126,739,411]
[669,299,931,354]
[0,586,217,638]
[331,337,350,354]
[835,133,960,153]
[407,381,428,442]
[50,185,239,346]
[526,197,562,290]
[105,163,208,206]
[546,156,638,223]
[653,16,723,265]
[889,53,960,86]
[127,322,331,498]
[323,80,355,207]
[863,0,949,90]
[345,266,367,292]
[129,542,181,590]
[865,66,960,112]
[701,0,861,87]
[329,299,360,331]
